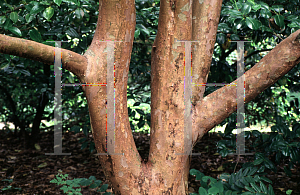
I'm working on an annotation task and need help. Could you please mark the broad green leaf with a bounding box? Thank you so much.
[241,4,251,15]
[7,27,22,37]
[260,9,272,18]
[252,4,261,11]
[198,187,208,195]
[208,186,220,194]
[274,15,285,29]
[230,34,240,41]
[30,4,45,15]
[258,2,269,10]
[43,7,54,21]
[29,29,42,42]
[75,8,84,19]
[0,16,6,24]
[99,184,109,192]
[271,5,284,13]
[25,14,35,23]
[245,17,261,30]
[54,0,63,6]
[10,12,18,23]
[216,33,226,45]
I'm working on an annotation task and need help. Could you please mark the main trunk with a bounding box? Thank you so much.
[81,0,221,194]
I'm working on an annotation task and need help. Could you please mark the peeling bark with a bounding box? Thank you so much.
[1,0,300,194]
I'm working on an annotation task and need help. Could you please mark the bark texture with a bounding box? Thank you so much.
[1,0,300,194]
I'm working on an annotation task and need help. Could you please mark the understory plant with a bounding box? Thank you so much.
[50,170,112,195]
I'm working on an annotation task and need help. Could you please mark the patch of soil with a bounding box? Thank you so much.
[0,130,299,194]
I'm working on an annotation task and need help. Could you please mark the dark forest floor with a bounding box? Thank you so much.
[0,130,299,194]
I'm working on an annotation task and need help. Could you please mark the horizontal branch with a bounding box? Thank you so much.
[0,34,87,79]
[192,29,300,144]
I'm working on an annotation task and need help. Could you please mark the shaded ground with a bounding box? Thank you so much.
[0,130,299,194]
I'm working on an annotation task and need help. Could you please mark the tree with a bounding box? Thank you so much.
[0,0,300,194]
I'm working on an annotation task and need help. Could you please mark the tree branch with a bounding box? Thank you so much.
[192,29,300,144]
[0,34,87,80]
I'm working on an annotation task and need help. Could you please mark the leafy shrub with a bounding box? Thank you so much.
[216,119,300,176]
[189,167,274,195]
[250,121,300,176]
[50,170,112,195]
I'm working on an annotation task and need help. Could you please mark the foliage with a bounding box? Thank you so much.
[189,166,274,195]
[0,0,98,140]
[50,170,112,195]
[127,0,159,133]
[216,117,300,176]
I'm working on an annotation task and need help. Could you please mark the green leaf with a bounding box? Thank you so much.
[259,176,272,184]
[273,15,285,29]
[282,147,290,156]
[66,27,79,37]
[241,193,253,195]
[260,9,272,18]
[10,12,18,23]
[268,185,275,195]
[136,109,144,115]
[82,126,89,137]
[252,4,261,11]
[29,29,42,42]
[241,4,251,15]
[30,4,45,15]
[260,181,268,194]
[54,0,63,6]
[79,178,92,186]
[0,16,6,24]
[225,190,233,195]
[271,5,284,13]
[190,169,204,181]
[62,0,80,6]
[250,182,261,192]
[202,176,217,184]
[247,167,258,176]
[25,14,35,23]
[253,158,264,166]
[218,23,231,33]
[43,7,54,21]
[258,2,269,10]
[133,102,141,107]
[245,17,261,30]
[198,187,208,195]
[251,130,261,137]
[75,8,84,19]
[71,125,81,134]
[208,186,220,194]
[99,184,109,192]
[245,186,256,193]
[230,34,240,41]
[7,27,22,37]
[216,33,226,45]
[134,29,140,38]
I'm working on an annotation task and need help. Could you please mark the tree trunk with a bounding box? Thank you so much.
[1,0,300,194]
